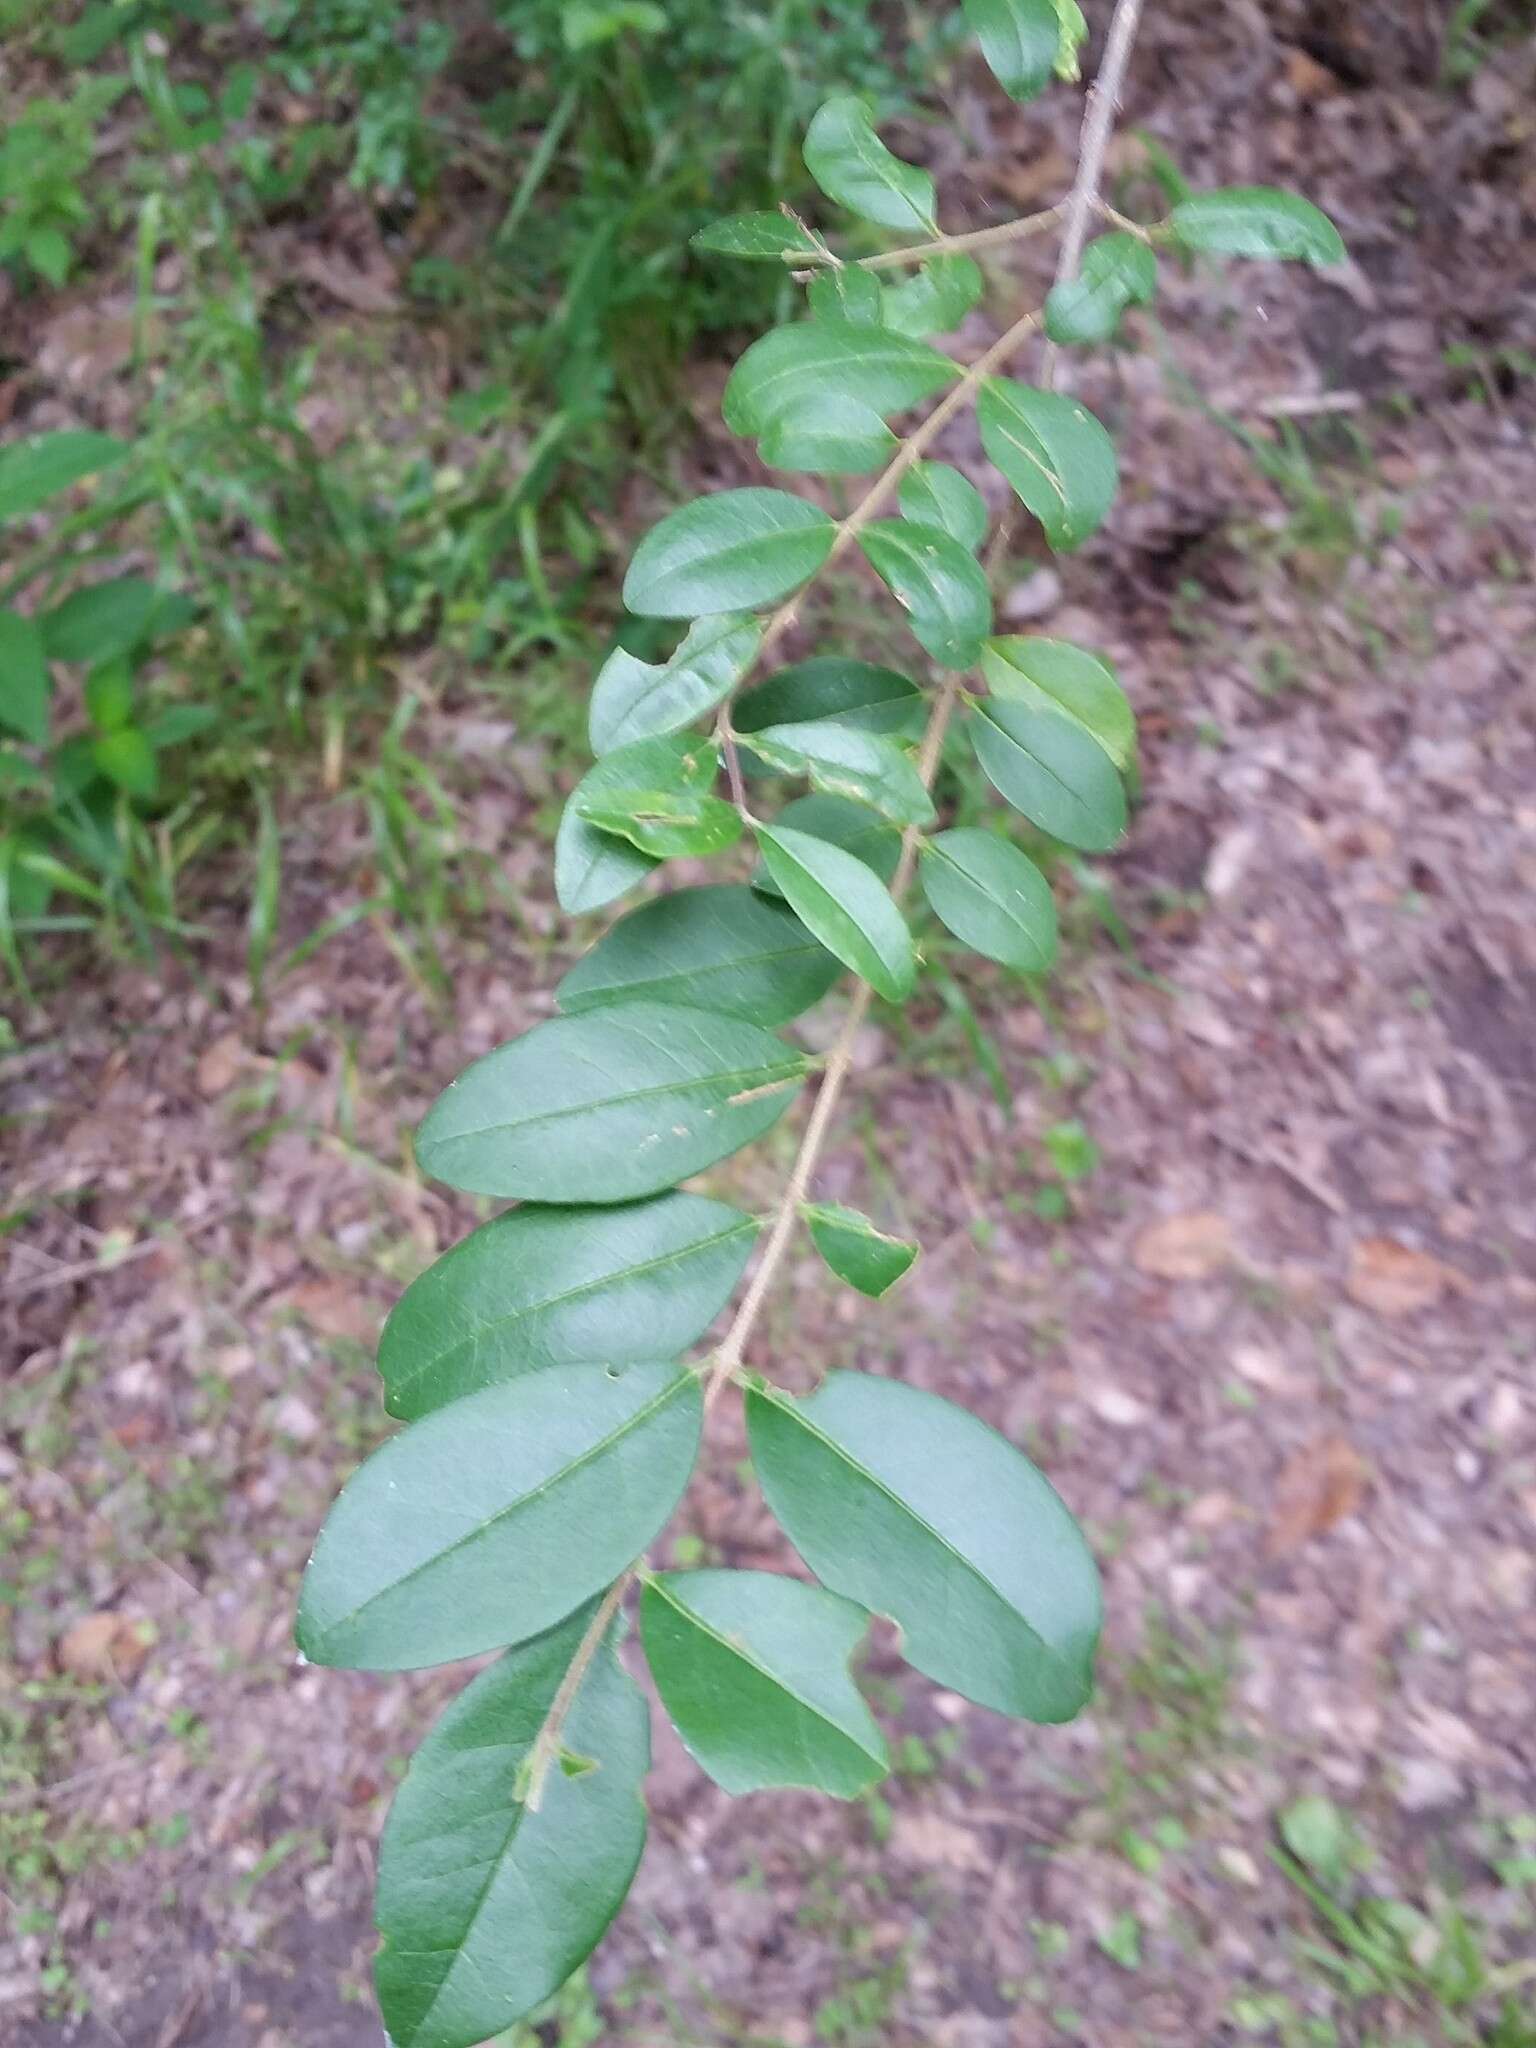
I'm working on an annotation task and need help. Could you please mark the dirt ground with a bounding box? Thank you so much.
[4,4,1535,2044]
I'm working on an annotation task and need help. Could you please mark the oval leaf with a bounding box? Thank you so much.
[558,883,841,1024]
[1044,232,1158,346]
[807,265,885,325]
[555,732,713,914]
[920,826,1058,972]
[624,489,835,618]
[754,823,914,1003]
[803,1201,917,1298]
[378,1191,758,1419]
[554,804,658,917]
[745,719,935,828]
[751,793,901,899]
[724,322,957,476]
[976,379,1117,551]
[962,0,1059,101]
[897,463,989,551]
[375,1606,648,2048]
[0,609,49,746]
[416,1001,807,1202]
[981,635,1135,770]
[0,430,128,525]
[803,96,937,234]
[758,392,896,476]
[691,211,826,262]
[735,657,923,742]
[746,1370,1101,1720]
[1168,186,1345,266]
[589,614,761,755]
[41,577,162,666]
[859,518,992,669]
[881,253,985,338]
[968,699,1127,851]
[297,1359,702,1670]
[642,1569,888,1797]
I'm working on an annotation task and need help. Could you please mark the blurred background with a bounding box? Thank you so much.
[2,1,1534,2042]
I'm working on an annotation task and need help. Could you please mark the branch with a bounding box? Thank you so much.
[523,1575,630,1811]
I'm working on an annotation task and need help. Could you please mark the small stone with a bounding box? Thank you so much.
[1090,1384,1150,1428]
[271,1395,320,1444]
[1215,1845,1261,1887]
[1391,1757,1462,1814]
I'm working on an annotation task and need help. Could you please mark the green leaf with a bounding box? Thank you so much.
[377,1191,758,1420]
[758,394,895,477]
[746,1370,1101,1719]
[589,614,761,755]
[375,1604,648,2048]
[981,635,1135,770]
[859,519,992,669]
[1052,0,1088,79]
[808,266,885,325]
[1044,232,1158,345]
[0,430,127,524]
[881,254,985,338]
[26,227,71,285]
[724,322,957,478]
[919,826,1057,972]
[84,658,134,733]
[1168,186,1346,266]
[803,1202,917,1298]
[562,1,666,51]
[641,1570,888,1797]
[751,794,901,898]
[558,883,841,1024]
[962,0,1059,100]
[40,577,163,667]
[297,1358,702,1671]
[416,1001,807,1201]
[803,96,937,234]
[898,463,988,551]
[745,719,934,828]
[91,727,158,800]
[555,733,712,914]
[691,211,826,262]
[977,381,1118,551]
[575,784,743,860]
[735,658,923,742]
[754,823,914,1003]
[624,489,836,617]
[0,610,49,745]
[969,699,1126,850]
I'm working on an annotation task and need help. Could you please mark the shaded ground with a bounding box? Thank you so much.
[4,4,1535,2045]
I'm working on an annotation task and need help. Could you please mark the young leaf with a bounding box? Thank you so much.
[416,1001,807,1201]
[378,1191,759,1419]
[803,1202,917,1298]
[85,658,135,732]
[754,823,915,1003]
[735,657,924,742]
[557,883,841,1024]
[746,1371,1101,1720]
[758,393,896,477]
[724,322,957,477]
[556,732,713,913]
[296,1359,702,1670]
[808,266,885,325]
[897,463,989,551]
[0,610,49,746]
[624,489,836,618]
[920,826,1058,972]
[375,1605,648,2048]
[968,699,1127,850]
[881,254,985,338]
[589,614,761,755]
[962,0,1059,101]
[1168,186,1346,266]
[641,1570,888,1797]
[981,635,1135,770]
[691,210,827,262]
[40,577,162,666]
[91,727,158,800]
[1044,232,1158,346]
[803,96,938,234]
[0,429,128,525]
[859,518,992,668]
[745,719,936,827]
[575,783,743,860]
[751,794,901,898]
[977,380,1118,552]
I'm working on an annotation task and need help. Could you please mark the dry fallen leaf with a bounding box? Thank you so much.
[1346,1238,1465,1316]
[282,1276,383,1347]
[196,1032,246,1098]
[58,1611,154,1682]
[1133,1210,1233,1280]
[891,1810,983,1871]
[1266,1434,1370,1556]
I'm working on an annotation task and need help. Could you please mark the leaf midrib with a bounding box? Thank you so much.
[432,1054,806,1152]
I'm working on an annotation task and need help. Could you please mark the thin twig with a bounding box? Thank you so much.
[523,1575,630,1811]
[789,207,1063,271]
